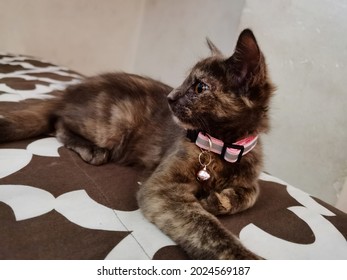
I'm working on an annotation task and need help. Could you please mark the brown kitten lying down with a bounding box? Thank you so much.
[0,29,274,259]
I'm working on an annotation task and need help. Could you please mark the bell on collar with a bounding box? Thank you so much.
[197,166,211,181]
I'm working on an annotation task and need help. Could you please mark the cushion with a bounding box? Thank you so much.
[1,54,346,259]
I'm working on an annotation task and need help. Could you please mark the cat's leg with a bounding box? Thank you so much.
[199,184,259,216]
[55,121,109,165]
[137,180,261,260]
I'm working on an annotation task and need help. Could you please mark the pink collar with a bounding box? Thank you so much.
[187,130,258,163]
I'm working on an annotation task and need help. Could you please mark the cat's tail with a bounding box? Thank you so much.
[0,91,63,143]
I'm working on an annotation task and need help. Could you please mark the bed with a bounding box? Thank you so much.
[1,54,346,260]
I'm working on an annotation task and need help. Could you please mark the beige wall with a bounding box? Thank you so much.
[0,0,243,81]
[0,0,145,75]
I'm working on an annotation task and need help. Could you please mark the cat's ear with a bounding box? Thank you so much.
[206,38,222,56]
[228,29,261,83]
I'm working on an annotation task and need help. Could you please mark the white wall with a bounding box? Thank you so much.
[336,178,347,212]
[132,0,244,87]
[239,0,347,206]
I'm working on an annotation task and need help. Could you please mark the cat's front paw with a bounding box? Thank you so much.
[199,192,231,215]
[77,145,109,166]
[88,146,110,165]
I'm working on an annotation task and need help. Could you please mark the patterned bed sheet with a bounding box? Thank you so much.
[0,54,346,259]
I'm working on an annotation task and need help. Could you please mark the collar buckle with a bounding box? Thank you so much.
[221,143,244,163]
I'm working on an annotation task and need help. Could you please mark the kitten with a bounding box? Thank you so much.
[0,29,274,259]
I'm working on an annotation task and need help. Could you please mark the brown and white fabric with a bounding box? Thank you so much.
[0,54,346,259]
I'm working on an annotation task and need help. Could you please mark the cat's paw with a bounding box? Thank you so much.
[199,192,231,215]
[75,145,109,166]
[88,146,110,165]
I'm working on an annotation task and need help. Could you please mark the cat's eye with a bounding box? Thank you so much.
[194,82,209,94]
